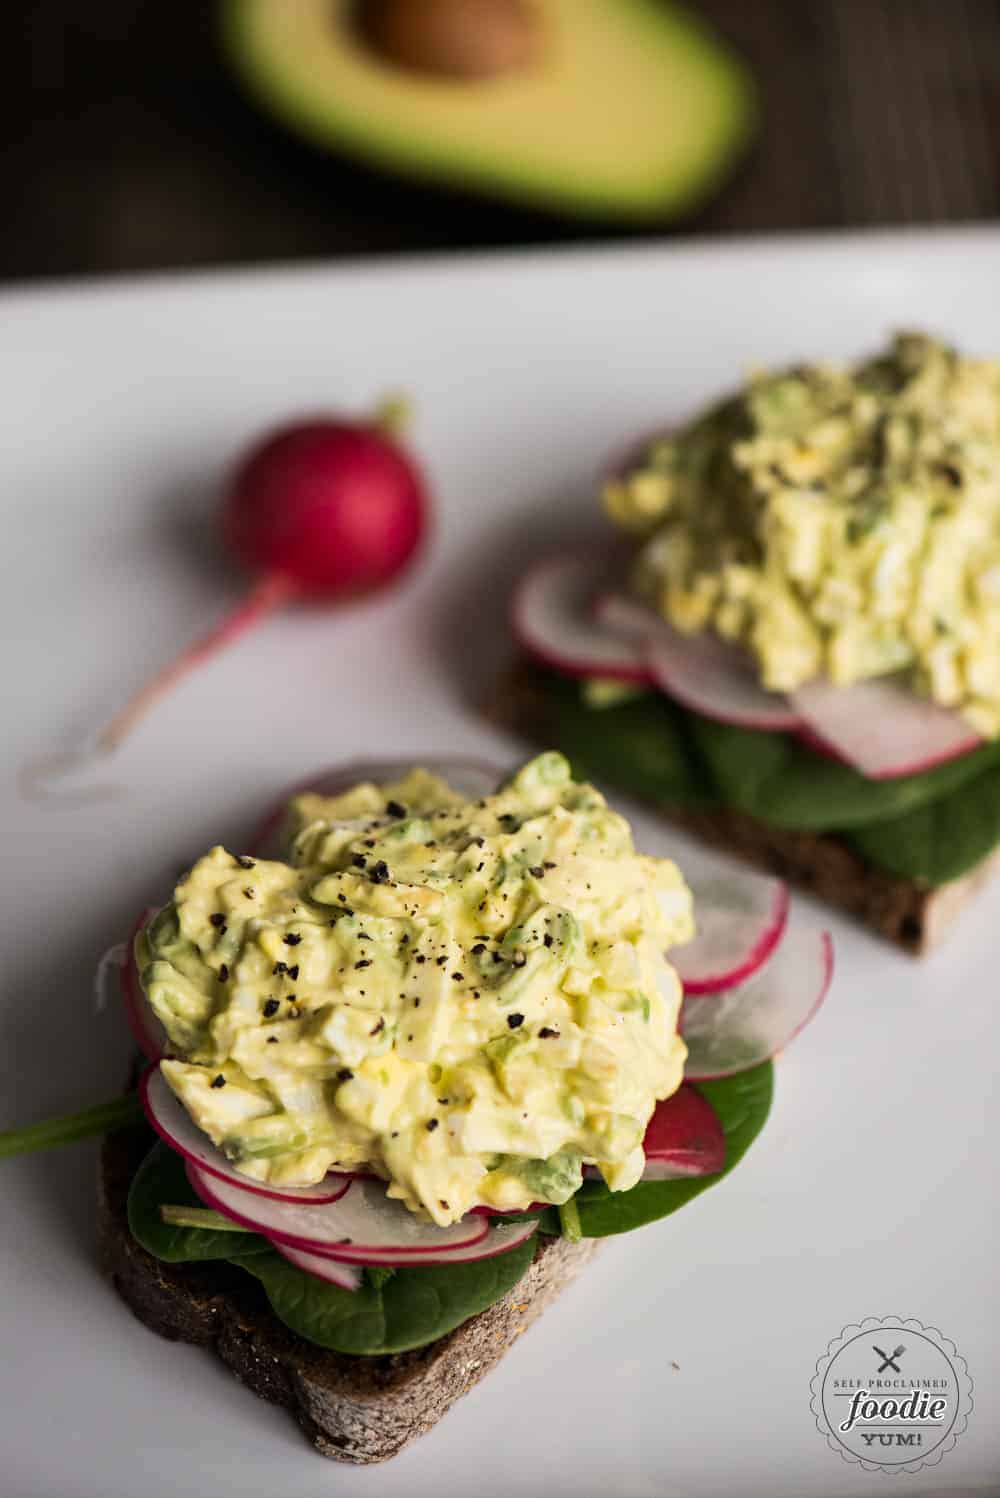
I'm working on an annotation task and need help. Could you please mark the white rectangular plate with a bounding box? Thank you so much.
[2,228,998,1496]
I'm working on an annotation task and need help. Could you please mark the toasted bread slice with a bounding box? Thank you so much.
[98,1123,597,1464]
[490,662,997,954]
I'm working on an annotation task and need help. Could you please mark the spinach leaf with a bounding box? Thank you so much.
[570,1063,773,1238]
[125,1068,771,1355]
[687,714,1000,833]
[128,1141,271,1263]
[540,673,714,811]
[525,667,1000,883]
[848,758,1000,885]
[239,1237,537,1356]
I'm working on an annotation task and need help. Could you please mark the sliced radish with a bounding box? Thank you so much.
[285,1212,539,1267]
[512,553,651,684]
[121,909,167,1063]
[592,590,663,641]
[250,757,503,858]
[641,1085,726,1179]
[597,591,801,730]
[790,675,981,780]
[679,927,834,1081]
[794,724,843,763]
[469,1201,546,1217]
[186,1166,493,1264]
[140,1066,352,1205]
[272,1242,362,1291]
[643,629,801,734]
[673,873,790,995]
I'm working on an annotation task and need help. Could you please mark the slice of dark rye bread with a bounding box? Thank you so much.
[489,662,1000,955]
[98,1123,599,1465]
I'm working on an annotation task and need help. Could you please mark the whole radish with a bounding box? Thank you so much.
[98,402,429,752]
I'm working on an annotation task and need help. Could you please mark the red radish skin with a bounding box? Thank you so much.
[512,553,652,685]
[121,910,167,1063]
[640,1085,726,1178]
[223,420,426,597]
[272,1242,362,1291]
[185,1165,492,1263]
[140,1066,353,1206]
[644,622,801,732]
[794,725,843,763]
[594,588,801,730]
[279,1214,540,1268]
[186,1164,538,1269]
[95,412,428,753]
[790,675,981,780]
[469,1202,546,1216]
[674,875,790,996]
[680,928,834,1081]
[250,757,502,859]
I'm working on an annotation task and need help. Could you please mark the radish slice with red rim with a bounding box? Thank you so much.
[679,927,834,1081]
[597,591,801,730]
[276,1212,539,1267]
[141,1067,352,1205]
[272,1242,362,1291]
[186,1166,493,1263]
[121,909,168,1063]
[469,1201,546,1216]
[273,1204,538,1264]
[250,757,504,859]
[790,674,981,780]
[512,553,651,684]
[641,1084,726,1179]
[673,873,790,996]
[644,621,801,732]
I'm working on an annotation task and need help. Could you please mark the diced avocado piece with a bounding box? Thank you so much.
[493,906,579,1001]
[488,1148,583,1204]
[222,0,755,221]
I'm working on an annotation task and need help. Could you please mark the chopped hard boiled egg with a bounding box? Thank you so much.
[605,332,1000,737]
[140,754,692,1225]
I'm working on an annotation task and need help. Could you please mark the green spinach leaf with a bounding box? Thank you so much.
[239,1238,537,1356]
[570,1063,773,1238]
[848,758,1000,885]
[128,1141,271,1263]
[540,673,714,811]
[525,666,1000,883]
[688,714,1000,833]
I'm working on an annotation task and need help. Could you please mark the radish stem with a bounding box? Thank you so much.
[98,570,295,752]
[0,1094,143,1158]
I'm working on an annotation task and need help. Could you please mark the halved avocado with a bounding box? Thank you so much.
[221,0,756,221]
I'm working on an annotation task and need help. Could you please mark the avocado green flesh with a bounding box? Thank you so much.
[530,667,1000,886]
[222,0,755,220]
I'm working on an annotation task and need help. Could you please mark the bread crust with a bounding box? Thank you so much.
[98,1124,598,1463]
[490,661,997,954]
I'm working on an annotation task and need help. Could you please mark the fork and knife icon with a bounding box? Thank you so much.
[873,1343,906,1373]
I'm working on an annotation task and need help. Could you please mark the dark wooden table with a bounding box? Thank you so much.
[4,0,1000,284]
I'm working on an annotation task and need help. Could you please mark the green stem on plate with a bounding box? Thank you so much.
[558,1195,582,1243]
[160,1204,252,1233]
[0,1093,143,1158]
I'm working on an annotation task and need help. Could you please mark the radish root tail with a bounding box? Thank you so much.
[98,571,295,753]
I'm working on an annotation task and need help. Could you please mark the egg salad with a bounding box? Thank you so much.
[604,332,1000,737]
[139,754,692,1226]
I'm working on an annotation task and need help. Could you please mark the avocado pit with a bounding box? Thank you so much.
[358,0,541,80]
